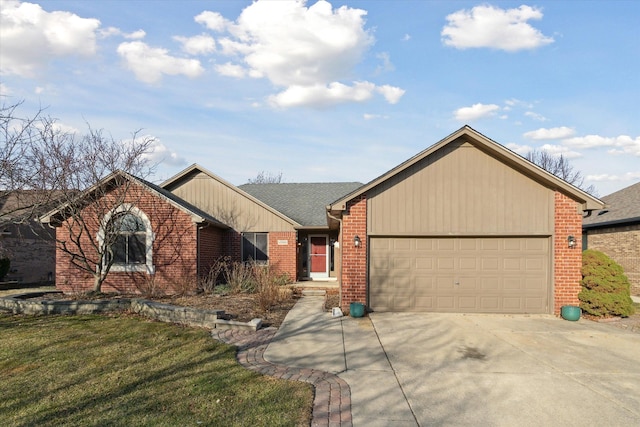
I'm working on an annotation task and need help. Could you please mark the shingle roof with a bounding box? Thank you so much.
[238,182,363,227]
[583,181,640,228]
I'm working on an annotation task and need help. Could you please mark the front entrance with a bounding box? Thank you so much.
[309,235,329,278]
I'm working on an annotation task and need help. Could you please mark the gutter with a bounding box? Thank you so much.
[326,209,343,308]
[583,216,640,230]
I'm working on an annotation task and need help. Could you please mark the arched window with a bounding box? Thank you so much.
[99,205,153,273]
[109,212,147,265]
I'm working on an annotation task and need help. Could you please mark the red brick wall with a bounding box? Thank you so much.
[554,191,583,314]
[585,224,640,296]
[198,225,225,277]
[268,231,297,281]
[223,230,242,261]
[340,195,367,311]
[55,184,200,295]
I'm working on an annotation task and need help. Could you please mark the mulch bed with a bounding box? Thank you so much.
[28,287,341,329]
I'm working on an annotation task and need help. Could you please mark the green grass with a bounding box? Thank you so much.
[0,313,312,426]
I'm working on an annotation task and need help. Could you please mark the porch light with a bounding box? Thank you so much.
[567,235,576,248]
[354,235,361,247]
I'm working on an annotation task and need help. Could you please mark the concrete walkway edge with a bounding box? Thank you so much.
[213,327,352,427]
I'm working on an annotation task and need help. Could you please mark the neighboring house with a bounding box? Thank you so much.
[582,182,640,296]
[0,191,56,285]
[46,126,604,315]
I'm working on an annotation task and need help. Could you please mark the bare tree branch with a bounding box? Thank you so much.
[525,149,597,196]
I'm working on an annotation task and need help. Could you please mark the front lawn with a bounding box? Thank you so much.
[0,313,312,426]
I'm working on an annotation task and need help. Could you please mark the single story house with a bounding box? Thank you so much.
[45,126,604,315]
[1,191,56,285]
[583,182,640,296]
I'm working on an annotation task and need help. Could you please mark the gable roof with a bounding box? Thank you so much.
[583,181,640,228]
[40,170,228,228]
[329,126,605,213]
[161,164,301,228]
[239,182,363,227]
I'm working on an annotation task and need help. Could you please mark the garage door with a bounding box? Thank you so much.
[369,237,550,313]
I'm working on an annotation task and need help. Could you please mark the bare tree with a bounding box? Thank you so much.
[247,171,283,184]
[2,101,156,292]
[525,149,597,195]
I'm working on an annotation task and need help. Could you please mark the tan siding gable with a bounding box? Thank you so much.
[367,140,554,235]
[167,171,296,232]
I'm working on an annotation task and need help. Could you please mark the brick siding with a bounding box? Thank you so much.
[553,191,584,314]
[268,231,297,281]
[198,225,225,277]
[340,195,367,311]
[55,184,200,295]
[586,224,640,296]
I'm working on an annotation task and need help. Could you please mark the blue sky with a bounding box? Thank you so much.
[1,0,638,196]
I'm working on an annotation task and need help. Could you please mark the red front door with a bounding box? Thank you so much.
[310,236,328,277]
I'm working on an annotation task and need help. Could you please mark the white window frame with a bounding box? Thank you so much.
[97,204,154,273]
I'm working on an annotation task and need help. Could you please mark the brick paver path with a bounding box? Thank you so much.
[214,328,352,427]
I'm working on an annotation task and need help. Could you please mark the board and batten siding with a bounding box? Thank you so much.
[366,140,555,236]
[167,171,295,232]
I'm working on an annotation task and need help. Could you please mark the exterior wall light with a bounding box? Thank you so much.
[354,235,361,247]
[568,235,576,248]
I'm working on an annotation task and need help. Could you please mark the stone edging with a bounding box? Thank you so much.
[0,292,261,331]
[214,328,352,427]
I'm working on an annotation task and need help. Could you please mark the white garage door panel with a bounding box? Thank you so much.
[369,237,550,313]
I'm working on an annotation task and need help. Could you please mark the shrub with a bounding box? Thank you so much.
[579,249,635,317]
[199,257,230,294]
[224,261,257,294]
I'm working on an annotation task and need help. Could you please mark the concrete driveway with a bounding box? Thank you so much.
[265,296,640,426]
[350,313,640,426]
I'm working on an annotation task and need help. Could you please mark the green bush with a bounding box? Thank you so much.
[579,249,635,317]
[0,258,10,281]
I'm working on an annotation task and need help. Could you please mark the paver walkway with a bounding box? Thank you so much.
[213,327,352,427]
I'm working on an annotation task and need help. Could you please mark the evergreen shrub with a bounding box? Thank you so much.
[579,249,635,317]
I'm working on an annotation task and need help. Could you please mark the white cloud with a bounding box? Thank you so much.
[0,0,101,76]
[524,111,547,122]
[145,138,187,167]
[376,85,405,104]
[586,172,640,182]
[402,34,411,41]
[563,134,640,156]
[195,10,231,32]
[441,5,554,52]
[268,81,376,108]
[100,27,145,40]
[524,126,575,140]
[375,52,395,73]
[214,62,247,78]
[454,103,500,121]
[0,83,11,95]
[117,41,204,84]
[538,143,581,159]
[506,142,533,156]
[205,0,403,107]
[363,113,389,120]
[174,34,216,55]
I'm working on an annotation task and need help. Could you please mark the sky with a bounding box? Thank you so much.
[1,0,638,197]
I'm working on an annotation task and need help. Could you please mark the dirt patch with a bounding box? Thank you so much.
[583,311,640,334]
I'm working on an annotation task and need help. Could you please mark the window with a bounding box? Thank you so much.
[242,232,268,263]
[99,205,153,273]
[109,212,147,265]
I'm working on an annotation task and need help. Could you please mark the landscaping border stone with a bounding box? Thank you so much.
[0,292,262,331]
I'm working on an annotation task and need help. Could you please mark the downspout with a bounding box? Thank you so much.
[197,222,211,281]
[326,209,343,308]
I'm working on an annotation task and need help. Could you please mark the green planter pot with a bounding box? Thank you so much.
[561,305,581,321]
[350,302,365,318]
